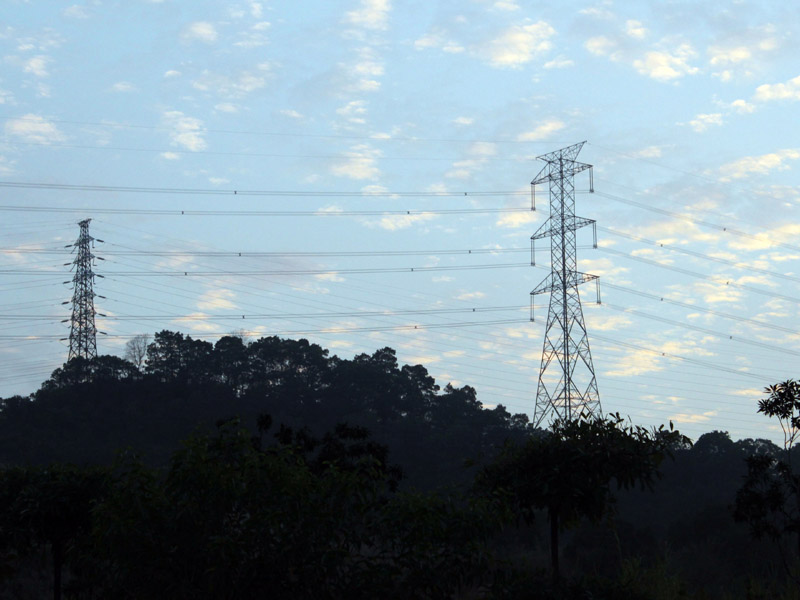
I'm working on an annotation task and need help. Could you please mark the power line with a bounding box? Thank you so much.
[595,190,800,255]
[0,318,529,339]
[1,245,533,258]
[0,262,530,276]
[600,225,800,285]
[603,282,800,336]
[0,304,530,321]
[0,181,527,198]
[598,247,800,305]
[601,302,800,358]
[0,114,569,145]
[0,205,529,217]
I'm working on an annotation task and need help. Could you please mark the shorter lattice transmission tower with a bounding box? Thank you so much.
[64,218,104,361]
[529,142,601,427]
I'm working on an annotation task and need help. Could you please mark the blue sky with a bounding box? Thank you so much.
[2,0,800,443]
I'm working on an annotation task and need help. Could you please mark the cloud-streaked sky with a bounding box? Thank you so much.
[2,0,799,443]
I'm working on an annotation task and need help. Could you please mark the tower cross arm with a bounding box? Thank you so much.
[531,160,592,186]
[530,271,598,296]
[531,217,553,241]
[531,216,595,241]
[536,141,586,163]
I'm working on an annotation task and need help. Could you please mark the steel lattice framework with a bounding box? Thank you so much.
[66,218,100,361]
[530,142,601,427]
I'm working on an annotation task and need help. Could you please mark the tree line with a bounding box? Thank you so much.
[1,330,799,598]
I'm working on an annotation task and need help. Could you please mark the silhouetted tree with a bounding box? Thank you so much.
[86,419,498,599]
[41,355,140,390]
[123,334,150,370]
[0,464,108,600]
[735,380,800,579]
[477,414,688,580]
[145,330,213,384]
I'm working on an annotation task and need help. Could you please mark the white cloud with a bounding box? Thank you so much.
[162,110,207,152]
[172,313,220,333]
[493,0,520,10]
[670,410,718,424]
[23,55,49,77]
[544,56,574,69]
[413,30,464,54]
[5,114,65,144]
[444,143,498,179]
[632,44,698,81]
[315,272,345,282]
[330,144,381,180]
[687,113,723,133]
[729,99,756,114]
[251,2,263,18]
[0,156,15,176]
[280,109,303,119]
[754,75,800,102]
[630,145,662,158]
[481,21,556,68]
[453,116,474,126]
[192,64,271,97]
[344,46,384,91]
[182,22,218,43]
[369,212,436,231]
[719,149,800,182]
[693,280,742,304]
[585,313,632,332]
[605,339,714,377]
[517,118,565,141]
[164,69,181,78]
[160,152,180,160]
[197,288,237,311]
[63,5,89,18]
[208,177,229,185]
[456,291,486,301]
[345,0,391,31]
[707,29,779,82]
[495,211,538,229]
[579,257,629,278]
[727,223,800,251]
[110,81,136,93]
[215,103,239,113]
[587,35,698,82]
[336,100,368,124]
[625,20,647,40]
[470,141,497,156]
[579,6,615,19]
[585,36,619,59]
[709,45,752,66]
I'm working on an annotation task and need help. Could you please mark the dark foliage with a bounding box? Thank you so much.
[1,334,800,598]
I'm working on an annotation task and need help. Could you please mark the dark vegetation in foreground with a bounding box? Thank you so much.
[1,331,799,599]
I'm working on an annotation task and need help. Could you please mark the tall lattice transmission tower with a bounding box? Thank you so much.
[529,141,601,427]
[65,218,103,361]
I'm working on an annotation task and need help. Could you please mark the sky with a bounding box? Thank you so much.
[2,0,800,443]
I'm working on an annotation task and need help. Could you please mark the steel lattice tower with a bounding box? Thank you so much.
[529,142,601,427]
[66,218,100,361]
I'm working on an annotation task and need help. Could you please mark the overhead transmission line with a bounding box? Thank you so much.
[0,114,570,145]
[600,226,800,285]
[1,245,533,258]
[598,247,800,306]
[0,262,530,276]
[0,205,528,217]
[0,181,527,197]
[0,304,529,321]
